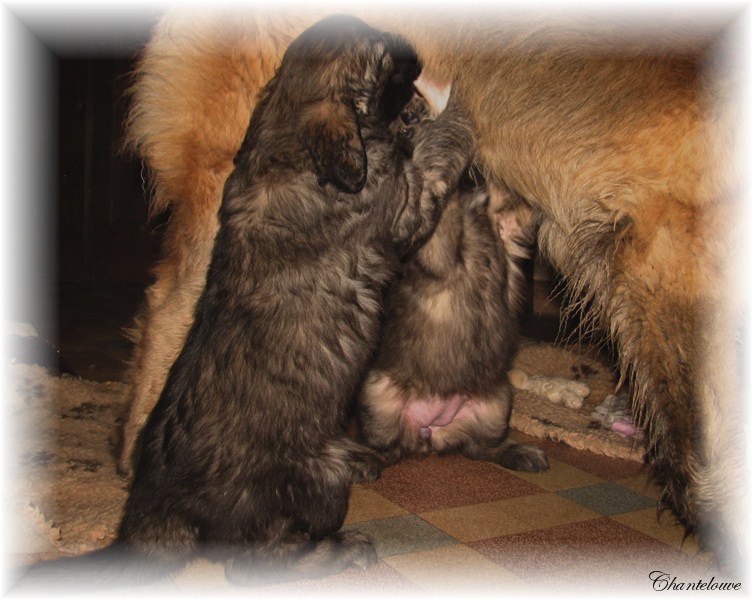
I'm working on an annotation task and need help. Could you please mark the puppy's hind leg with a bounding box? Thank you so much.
[431,389,549,473]
[463,439,550,473]
[226,438,379,586]
[225,530,377,586]
[455,416,550,473]
[335,437,387,483]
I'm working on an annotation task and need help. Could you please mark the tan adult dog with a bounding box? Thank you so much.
[121,6,746,573]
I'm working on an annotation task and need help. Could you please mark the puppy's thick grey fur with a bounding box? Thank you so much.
[360,96,546,471]
[19,16,473,592]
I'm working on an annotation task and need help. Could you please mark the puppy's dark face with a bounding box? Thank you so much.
[373,34,422,123]
[275,16,421,193]
[283,16,420,117]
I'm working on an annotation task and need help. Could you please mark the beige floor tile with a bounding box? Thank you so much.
[496,492,602,529]
[383,543,523,592]
[610,509,711,560]
[171,558,239,594]
[344,485,409,525]
[420,493,599,542]
[420,501,531,542]
[616,474,662,500]
[512,457,604,491]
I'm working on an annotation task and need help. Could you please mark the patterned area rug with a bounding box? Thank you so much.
[511,341,644,463]
[4,342,644,565]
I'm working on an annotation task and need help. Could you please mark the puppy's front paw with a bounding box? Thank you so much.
[414,74,451,115]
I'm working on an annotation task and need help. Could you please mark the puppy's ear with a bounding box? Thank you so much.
[304,100,366,193]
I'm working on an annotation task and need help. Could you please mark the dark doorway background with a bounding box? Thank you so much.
[56,55,156,284]
[54,47,161,380]
[6,10,163,380]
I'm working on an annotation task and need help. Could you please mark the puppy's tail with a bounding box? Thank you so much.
[9,543,186,595]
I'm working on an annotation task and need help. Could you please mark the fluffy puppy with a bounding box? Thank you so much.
[121,8,744,572]
[361,93,547,472]
[22,16,473,590]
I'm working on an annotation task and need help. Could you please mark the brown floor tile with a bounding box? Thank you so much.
[539,439,646,480]
[513,457,604,491]
[469,517,715,589]
[363,454,544,513]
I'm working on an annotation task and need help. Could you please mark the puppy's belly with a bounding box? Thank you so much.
[403,395,477,439]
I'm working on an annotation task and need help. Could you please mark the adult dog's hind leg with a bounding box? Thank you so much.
[539,193,746,573]
[119,12,291,476]
[614,205,746,574]
[119,203,220,476]
[612,271,746,572]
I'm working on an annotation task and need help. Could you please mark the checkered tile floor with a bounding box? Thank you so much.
[48,283,732,595]
[168,430,726,596]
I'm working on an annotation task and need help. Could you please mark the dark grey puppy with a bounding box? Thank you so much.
[359,93,548,472]
[18,15,473,591]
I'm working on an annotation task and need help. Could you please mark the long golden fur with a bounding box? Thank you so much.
[121,6,746,573]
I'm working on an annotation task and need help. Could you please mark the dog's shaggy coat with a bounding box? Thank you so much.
[121,7,746,573]
[360,94,548,472]
[24,16,476,590]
